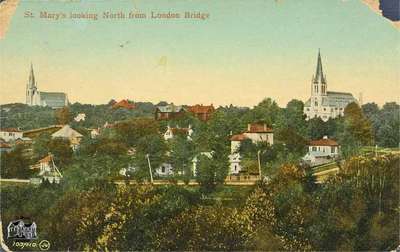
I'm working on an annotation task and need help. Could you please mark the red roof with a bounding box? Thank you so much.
[230,133,248,141]
[170,128,190,135]
[187,104,215,114]
[38,155,53,164]
[309,138,339,146]
[112,100,136,110]
[246,123,273,133]
[0,128,21,132]
[0,143,11,148]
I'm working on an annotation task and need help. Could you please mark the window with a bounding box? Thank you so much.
[234,165,237,171]
[331,146,335,153]
[323,108,326,111]
[161,166,165,173]
[312,147,317,151]
[315,101,318,106]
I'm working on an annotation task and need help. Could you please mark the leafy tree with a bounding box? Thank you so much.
[242,98,282,126]
[169,134,196,182]
[275,127,308,155]
[114,118,159,147]
[276,99,307,137]
[339,102,373,156]
[154,205,248,251]
[195,154,215,192]
[377,102,400,147]
[133,134,168,181]
[80,136,128,158]
[55,106,71,125]
[307,117,327,139]
[32,132,52,159]
[49,137,73,167]
[0,144,33,178]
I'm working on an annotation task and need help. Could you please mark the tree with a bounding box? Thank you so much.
[339,102,373,156]
[154,206,248,251]
[169,134,196,182]
[32,132,52,160]
[307,117,327,140]
[376,102,400,147]
[276,99,307,137]
[242,98,282,126]
[55,106,71,125]
[0,144,32,178]
[114,118,159,147]
[275,127,308,155]
[195,154,220,193]
[133,134,168,181]
[49,137,73,167]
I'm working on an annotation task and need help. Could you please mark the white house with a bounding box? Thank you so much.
[228,123,274,174]
[0,128,23,142]
[74,113,86,122]
[155,163,174,176]
[303,136,340,166]
[90,128,100,139]
[30,154,63,184]
[163,125,193,141]
[51,125,83,150]
[304,50,357,122]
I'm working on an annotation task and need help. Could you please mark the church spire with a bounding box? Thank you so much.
[28,63,36,88]
[314,49,326,84]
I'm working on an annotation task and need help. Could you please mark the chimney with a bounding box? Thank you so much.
[323,135,328,139]
[247,124,251,131]
[264,124,267,131]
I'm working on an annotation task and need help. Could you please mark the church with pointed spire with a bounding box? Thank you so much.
[26,64,69,108]
[304,50,357,122]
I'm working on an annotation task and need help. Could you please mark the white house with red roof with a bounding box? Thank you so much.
[163,125,193,141]
[229,123,274,174]
[30,153,63,184]
[0,128,23,142]
[303,136,340,166]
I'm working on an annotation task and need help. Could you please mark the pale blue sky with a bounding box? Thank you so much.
[1,0,399,106]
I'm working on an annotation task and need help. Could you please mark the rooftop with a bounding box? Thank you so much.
[309,137,339,146]
[112,99,136,110]
[156,104,184,113]
[187,104,215,114]
[230,133,248,141]
[246,123,273,133]
[0,128,22,132]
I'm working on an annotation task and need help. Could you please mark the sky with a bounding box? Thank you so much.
[0,0,399,107]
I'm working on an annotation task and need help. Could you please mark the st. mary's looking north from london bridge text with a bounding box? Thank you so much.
[24,10,210,21]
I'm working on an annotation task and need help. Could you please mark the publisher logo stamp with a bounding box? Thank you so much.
[7,219,37,240]
[7,218,51,250]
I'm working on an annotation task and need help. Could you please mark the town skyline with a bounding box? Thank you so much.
[1,0,399,107]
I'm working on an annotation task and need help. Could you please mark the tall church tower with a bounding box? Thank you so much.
[310,50,327,109]
[26,63,38,106]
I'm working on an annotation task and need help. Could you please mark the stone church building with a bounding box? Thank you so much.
[26,64,69,108]
[304,51,357,122]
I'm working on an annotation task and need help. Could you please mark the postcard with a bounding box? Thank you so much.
[0,0,399,251]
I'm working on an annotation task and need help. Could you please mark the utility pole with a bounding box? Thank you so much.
[257,150,262,180]
[146,154,154,184]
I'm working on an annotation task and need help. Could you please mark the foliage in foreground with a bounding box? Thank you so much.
[1,154,398,251]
